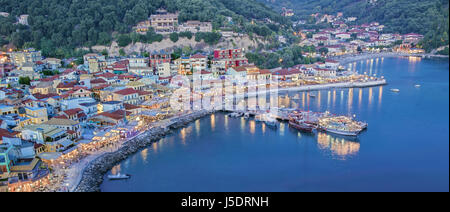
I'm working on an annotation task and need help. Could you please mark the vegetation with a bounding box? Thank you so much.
[0,0,289,57]
[437,47,449,55]
[260,0,449,52]
[195,32,222,45]
[246,45,319,69]
[18,76,31,85]
[169,32,179,43]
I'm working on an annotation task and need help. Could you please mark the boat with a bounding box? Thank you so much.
[254,114,265,122]
[309,93,317,98]
[264,116,278,129]
[317,116,364,137]
[243,113,250,119]
[108,173,131,180]
[414,84,421,88]
[289,119,314,133]
[264,120,278,128]
[228,112,243,118]
[317,127,360,136]
[390,88,400,92]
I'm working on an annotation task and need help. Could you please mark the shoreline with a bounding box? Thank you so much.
[73,80,386,192]
[331,52,449,65]
[74,110,212,192]
[71,55,390,192]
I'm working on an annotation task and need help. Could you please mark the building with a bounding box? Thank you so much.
[24,106,48,124]
[156,62,172,78]
[178,21,212,33]
[42,118,81,140]
[190,54,208,71]
[213,48,248,71]
[7,49,42,67]
[149,50,171,69]
[281,7,294,17]
[174,56,192,75]
[20,125,67,146]
[113,88,140,105]
[98,101,123,113]
[18,15,29,25]
[149,9,179,33]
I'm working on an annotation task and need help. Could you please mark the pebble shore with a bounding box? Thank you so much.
[74,110,212,192]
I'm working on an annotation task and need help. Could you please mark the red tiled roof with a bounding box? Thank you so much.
[191,53,207,59]
[137,90,152,96]
[118,75,136,80]
[124,103,140,110]
[233,67,247,72]
[92,84,110,90]
[259,69,271,75]
[63,108,83,116]
[90,78,107,84]
[57,81,77,89]
[40,75,60,82]
[67,130,77,134]
[0,128,19,140]
[54,114,68,119]
[96,72,117,78]
[114,88,138,96]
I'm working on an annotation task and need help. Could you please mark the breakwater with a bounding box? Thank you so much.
[74,110,212,192]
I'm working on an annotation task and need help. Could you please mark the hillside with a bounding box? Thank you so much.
[260,0,449,52]
[0,0,289,57]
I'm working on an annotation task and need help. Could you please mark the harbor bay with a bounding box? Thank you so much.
[101,56,449,192]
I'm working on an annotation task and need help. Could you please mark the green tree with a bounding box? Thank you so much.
[119,48,126,56]
[19,76,31,85]
[117,34,132,47]
[170,32,179,43]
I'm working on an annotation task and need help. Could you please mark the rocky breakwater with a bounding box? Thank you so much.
[74,110,212,192]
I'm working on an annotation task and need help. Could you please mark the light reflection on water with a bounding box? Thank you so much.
[103,56,450,192]
[316,132,360,160]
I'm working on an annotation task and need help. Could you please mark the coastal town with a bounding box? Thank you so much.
[0,8,438,192]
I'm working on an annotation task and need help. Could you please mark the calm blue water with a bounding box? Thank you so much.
[101,57,449,192]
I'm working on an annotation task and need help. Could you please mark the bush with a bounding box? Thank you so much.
[170,33,179,43]
[117,34,132,47]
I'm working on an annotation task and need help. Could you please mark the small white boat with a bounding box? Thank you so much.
[243,113,250,119]
[264,120,278,128]
[108,173,131,180]
[228,112,243,118]
[390,88,400,92]
[414,84,421,88]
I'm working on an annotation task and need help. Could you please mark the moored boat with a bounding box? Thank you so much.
[108,173,131,180]
[390,88,400,92]
[289,119,314,133]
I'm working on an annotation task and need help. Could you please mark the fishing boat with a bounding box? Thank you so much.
[289,119,314,133]
[108,173,131,180]
[390,88,400,92]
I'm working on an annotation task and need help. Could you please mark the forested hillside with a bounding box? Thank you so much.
[0,0,289,57]
[260,0,449,52]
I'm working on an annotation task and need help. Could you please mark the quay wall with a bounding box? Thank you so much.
[74,110,212,192]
